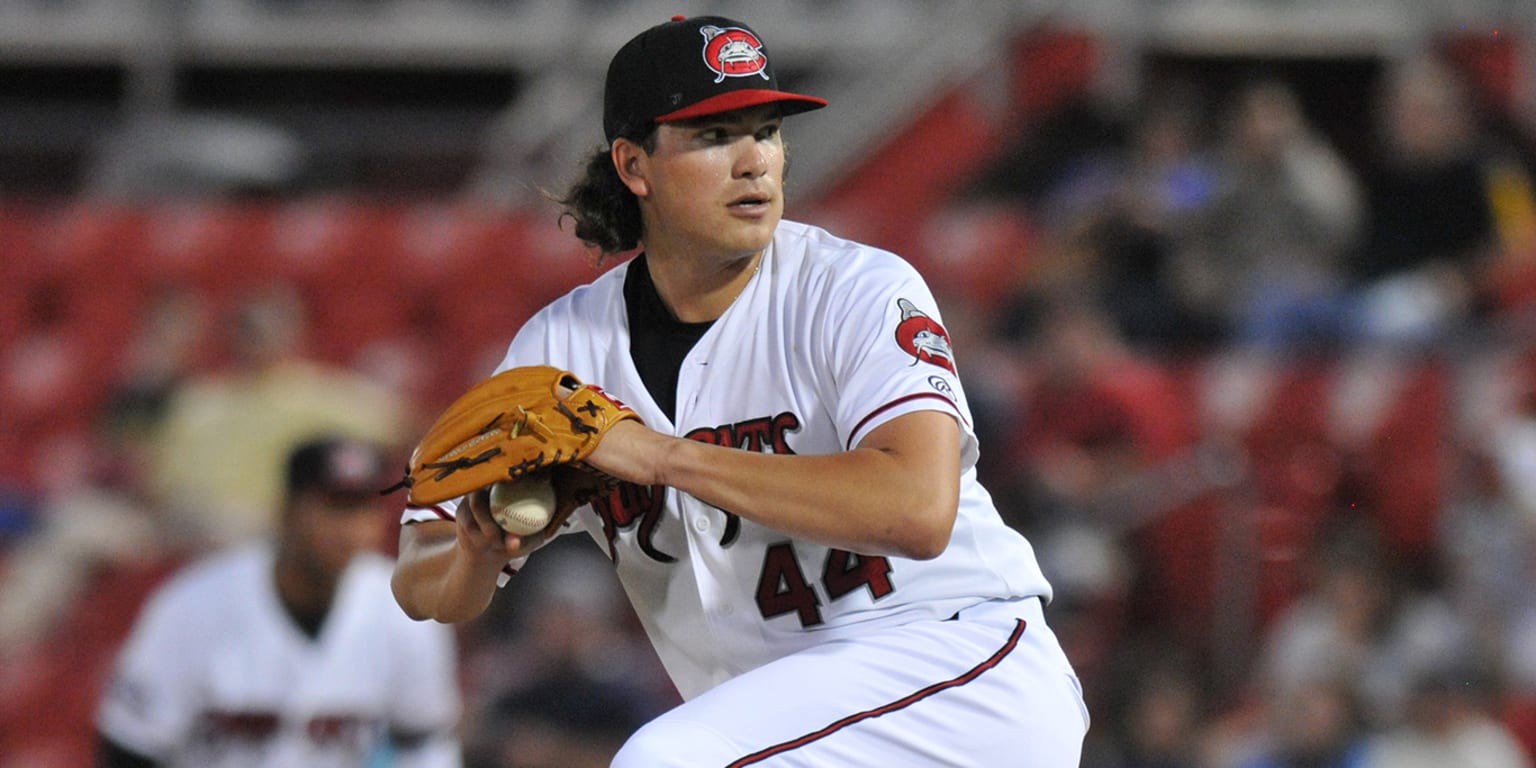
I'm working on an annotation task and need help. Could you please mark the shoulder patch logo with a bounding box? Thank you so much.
[894,298,955,374]
[700,25,771,83]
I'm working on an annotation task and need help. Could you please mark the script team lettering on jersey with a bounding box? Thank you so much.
[193,710,370,752]
[593,412,801,560]
[590,482,674,564]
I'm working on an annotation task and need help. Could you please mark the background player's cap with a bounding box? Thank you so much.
[286,436,390,505]
[603,14,828,143]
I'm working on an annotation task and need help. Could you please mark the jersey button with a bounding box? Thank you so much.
[692,516,710,532]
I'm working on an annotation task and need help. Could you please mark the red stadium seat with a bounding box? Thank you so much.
[140,201,278,300]
[305,281,412,364]
[391,202,505,289]
[911,202,1036,313]
[1353,361,1449,560]
[0,557,185,768]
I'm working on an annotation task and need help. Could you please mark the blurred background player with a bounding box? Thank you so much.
[95,436,462,768]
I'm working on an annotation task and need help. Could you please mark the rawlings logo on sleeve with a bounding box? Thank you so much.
[894,298,955,374]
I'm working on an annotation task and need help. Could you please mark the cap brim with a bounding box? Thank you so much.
[314,486,384,508]
[655,89,828,124]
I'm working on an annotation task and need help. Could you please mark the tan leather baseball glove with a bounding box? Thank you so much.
[387,365,641,507]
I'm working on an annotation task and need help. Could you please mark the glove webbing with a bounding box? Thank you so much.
[380,403,604,495]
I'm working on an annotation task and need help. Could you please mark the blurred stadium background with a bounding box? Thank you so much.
[2,0,1536,766]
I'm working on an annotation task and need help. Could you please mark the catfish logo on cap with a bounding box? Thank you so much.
[602,15,827,143]
[700,25,770,83]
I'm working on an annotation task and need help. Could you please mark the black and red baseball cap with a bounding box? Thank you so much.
[286,436,391,506]
[603,14,828,143]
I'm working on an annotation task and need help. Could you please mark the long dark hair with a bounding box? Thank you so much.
[552,118,791,260]
[552,131,655,260]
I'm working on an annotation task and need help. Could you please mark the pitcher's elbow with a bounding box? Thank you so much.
[391,573,432,621]
[904,530,952,561]
[896,509,956,561]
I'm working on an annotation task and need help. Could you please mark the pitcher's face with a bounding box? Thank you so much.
[624,104,786,261]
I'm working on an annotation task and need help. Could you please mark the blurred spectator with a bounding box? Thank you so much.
[1359,665,1531,768]
[1508,598,1536,760]
[1091,653,1206,768]
[1438,442,1536,671]
[0,288,211,659]
[148,283,414,544]
[0,392,180,659]
[1234,679,1370,768]
[1488,349,1536,525]
[95,436,462,767]
[1473,348,1536,758]
[458,539,674,768]
[1349,54,1517,346]
[1185,79,1363,352]
[1004,291,1218,641]
[108,286,214,441]
[1005,291,1199,530]
[1031,83,1226,351]
[1252,517,1471,730]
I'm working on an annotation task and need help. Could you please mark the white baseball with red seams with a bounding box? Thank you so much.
[402,220,1088,765]
[488,477,555,535]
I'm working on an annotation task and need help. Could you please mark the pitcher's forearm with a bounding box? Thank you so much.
[392,522,506,623]
[590,411,961,559]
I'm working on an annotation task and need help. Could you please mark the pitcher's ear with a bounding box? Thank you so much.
[612,138,649,198]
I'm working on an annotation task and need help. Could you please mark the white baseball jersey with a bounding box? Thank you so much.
[97,544,462,768]
[404,219,1053,699]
